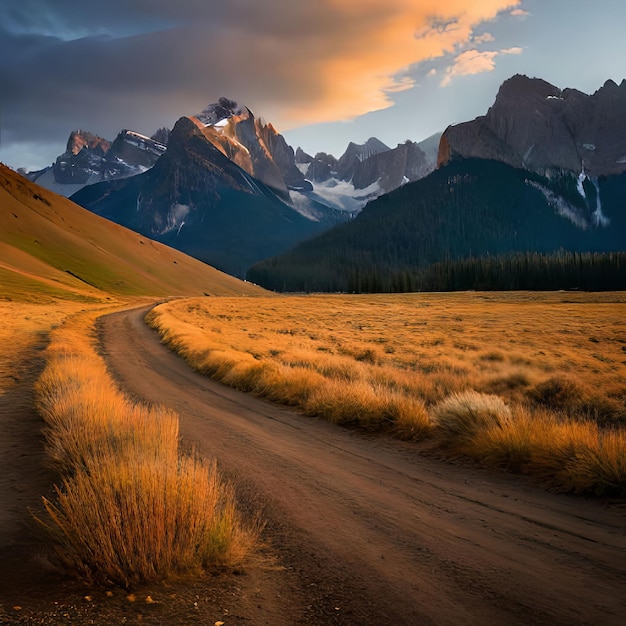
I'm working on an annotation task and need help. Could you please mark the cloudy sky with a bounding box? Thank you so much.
[1,0,625,170]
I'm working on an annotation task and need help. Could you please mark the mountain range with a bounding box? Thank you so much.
[65,97,438,276]
[248,75,626,292]
[26,129,167,197]
[12,74,626,290]
[70,115,348,277]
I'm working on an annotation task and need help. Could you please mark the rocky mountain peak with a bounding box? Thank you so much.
[336,137,390,181]
[192,98,313,197]
[438,74,626,177]
[66,130,110,156]
[194,97,246,126]
[492,74,560,103]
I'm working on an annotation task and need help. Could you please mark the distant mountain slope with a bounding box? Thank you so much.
[247,158,626,292]
[71,117,346,278]
[0,164,265,301]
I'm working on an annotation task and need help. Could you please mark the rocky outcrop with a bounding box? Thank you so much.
[66,130,110,156]
[438,74,626,177]
[305,153,338,183]
[107,130,167,170]
[255,120,312,191]
[295,147,313,164]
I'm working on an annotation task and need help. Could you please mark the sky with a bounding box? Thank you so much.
[1,0,625,171]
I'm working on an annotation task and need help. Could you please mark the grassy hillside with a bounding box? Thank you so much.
[0,164,265,301]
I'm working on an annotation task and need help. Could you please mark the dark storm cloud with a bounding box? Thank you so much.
[0,0,520,168]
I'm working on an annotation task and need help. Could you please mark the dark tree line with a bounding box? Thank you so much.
[350,251,626,293]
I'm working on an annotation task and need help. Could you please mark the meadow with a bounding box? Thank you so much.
[147,291,626,496]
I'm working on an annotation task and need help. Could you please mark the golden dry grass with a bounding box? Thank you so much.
[0,163,267,300]
[0,302,87,398]
[147,292,626,495]
[33,308,258,586]
[432,391,512,449]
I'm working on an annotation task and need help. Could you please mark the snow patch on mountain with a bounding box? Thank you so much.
[577,169,587,199]
[291,178,381,214]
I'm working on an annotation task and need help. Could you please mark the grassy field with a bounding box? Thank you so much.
[147,291,626,495]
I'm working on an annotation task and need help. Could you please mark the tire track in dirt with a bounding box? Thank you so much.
[99,306,626,626]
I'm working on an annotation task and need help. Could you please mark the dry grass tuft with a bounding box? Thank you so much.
[393,397,432,441]
[573,429,626,496]
[432,391,512,448]
[528,376,624,425]
[33,308,258,586]
[37,456,253,587]
[457,406,626,495]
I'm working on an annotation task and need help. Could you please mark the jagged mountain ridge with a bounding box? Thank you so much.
[26,94,440,216]
[27,128,166,196]
[27,129,166,196]
[71,116,347,277]
[335,137,391,181]
[293,133,440,212]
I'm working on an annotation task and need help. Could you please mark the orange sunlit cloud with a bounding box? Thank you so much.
[440,46,523,86]
[274,0,522,127]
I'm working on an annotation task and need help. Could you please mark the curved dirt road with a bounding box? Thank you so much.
[99,306,626,626]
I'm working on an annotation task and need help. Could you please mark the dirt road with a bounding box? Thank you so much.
[98,306,626,626]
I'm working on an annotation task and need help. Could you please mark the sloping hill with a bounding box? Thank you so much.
[0,164,265,301]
